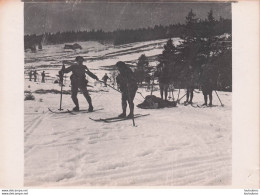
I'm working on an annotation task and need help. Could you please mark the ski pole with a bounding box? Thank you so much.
[177,92,187,103]
[214,90,224,107]
[177,88,181,103]
[177,88,180,100]
[171,87,174,100]
[58,64,65,111]
[98,80,121,93]
[137,91,145,99]
[150,74,155,95]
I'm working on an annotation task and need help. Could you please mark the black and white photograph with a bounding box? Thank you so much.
[23,1,233,186]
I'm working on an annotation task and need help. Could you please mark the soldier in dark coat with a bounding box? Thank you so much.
[185,65,195,104]
[41,71,46,83]
[33,70,37,82]
[60,56,99,112]
[28,70,32,81]
[116,61,138,118]
[102,73,110,87]
[154,63,171,100]
[199,64,216,106]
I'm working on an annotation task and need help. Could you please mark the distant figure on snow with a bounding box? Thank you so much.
[102,73,110,87]
[28,70,32,81]
[41,71,46,83]
[33,70,37,82]
[116,61,138,118]
[61,56,99,112]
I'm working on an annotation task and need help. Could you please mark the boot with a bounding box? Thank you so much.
[118,112,126,118]
[88,105,93,112]
[127,113,134,119]
[73,106,79,111]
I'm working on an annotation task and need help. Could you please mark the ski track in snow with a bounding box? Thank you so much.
[24,39,231,187]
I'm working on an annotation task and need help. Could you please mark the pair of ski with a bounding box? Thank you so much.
[48,108,104,115]
[183,103,219,108]
[89,114,150,123]
[48,108,150,123]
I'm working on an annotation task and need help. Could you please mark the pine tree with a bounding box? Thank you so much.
[184,9,198,40]
[185,9,197,25]
[205,9,215,38]
[157,38,179,83]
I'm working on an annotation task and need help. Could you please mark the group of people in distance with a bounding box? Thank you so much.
[155,62,214,107]
[28,70,46,83]
[58,55,215,119]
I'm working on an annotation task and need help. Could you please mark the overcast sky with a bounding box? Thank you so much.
[24,2,231,35]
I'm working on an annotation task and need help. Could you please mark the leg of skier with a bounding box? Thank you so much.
[164,85,168,101]
[189,89,194,104]
[209,90,213,106]
[202,89,208,106]
[127,88,137,118]
[71,85,79,111]
[186,89,190,103]
[119,92,127,118]
[80,86,93,112]
[159,83,163,100]
[127,97,134,118]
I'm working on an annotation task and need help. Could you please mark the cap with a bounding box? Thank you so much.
[75,56,84,62]
[115,61,126,69]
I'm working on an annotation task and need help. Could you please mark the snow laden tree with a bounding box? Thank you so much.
[155,38,179,87]
[201,9,232,91]
[170,9,203,88]
[184,9,199,40]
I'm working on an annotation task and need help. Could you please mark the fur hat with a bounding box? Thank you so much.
[75,56,84,62]
[115,61,127,69]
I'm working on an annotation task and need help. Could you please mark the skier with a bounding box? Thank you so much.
[60,56,99,112]
[116,61,138,118]
[184,65,195,104]
[41,71,45,83]
[28,70,32,81]
[154,63,170,100]
[33,70,37,82]
[199,64,215,106]
[102,73,110,87]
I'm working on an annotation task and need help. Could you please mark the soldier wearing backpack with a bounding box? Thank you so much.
[116,61,138,118]
[60,56,99,112]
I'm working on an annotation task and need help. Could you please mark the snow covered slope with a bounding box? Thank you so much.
[24,39,231,186]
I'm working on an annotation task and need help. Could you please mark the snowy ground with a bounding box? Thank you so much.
[24,39,231,187]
